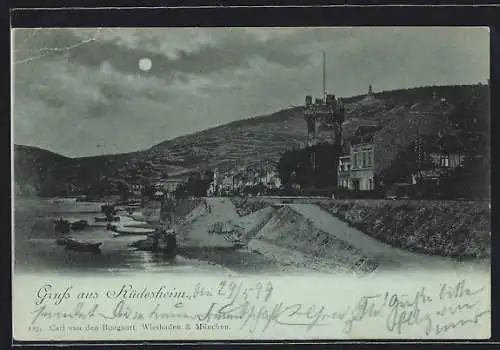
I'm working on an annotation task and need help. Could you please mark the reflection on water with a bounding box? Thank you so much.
[14,198,231,275]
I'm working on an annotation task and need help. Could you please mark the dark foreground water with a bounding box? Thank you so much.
[13,197,233,275]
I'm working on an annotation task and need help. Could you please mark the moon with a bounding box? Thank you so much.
[138,58,152,71]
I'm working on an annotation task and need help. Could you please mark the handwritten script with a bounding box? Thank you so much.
[27,278,489,338]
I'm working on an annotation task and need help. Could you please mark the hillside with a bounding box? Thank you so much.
[144,83,489,175]
[13,145,75,196]
[13,83,489,197]
[149,106,306,172]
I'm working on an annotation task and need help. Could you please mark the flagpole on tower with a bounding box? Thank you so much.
[322,51,326,102]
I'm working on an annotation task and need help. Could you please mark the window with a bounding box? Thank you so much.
[362,152,367,168]
[367,150,373,166]
[441,155,449,167]
[354,153,358,169]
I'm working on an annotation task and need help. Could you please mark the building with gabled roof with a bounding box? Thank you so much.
[337,119,382,191]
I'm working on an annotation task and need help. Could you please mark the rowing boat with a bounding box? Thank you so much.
[56,237,102,252]
[110,225,156,236]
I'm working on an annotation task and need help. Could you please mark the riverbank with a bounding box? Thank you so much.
[318,200,491,260]
[166,198,336,274]
[16,196,490,275]
[14,197,236,275]
[166,198,380,274]
[231,197,491,260]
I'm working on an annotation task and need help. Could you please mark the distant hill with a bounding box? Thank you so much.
[13,145,74,196]
[13,83,489,197]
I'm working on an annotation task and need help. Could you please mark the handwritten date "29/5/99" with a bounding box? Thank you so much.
[30,280,488,337]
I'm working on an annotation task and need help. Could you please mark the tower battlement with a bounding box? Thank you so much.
[304,93,345,146]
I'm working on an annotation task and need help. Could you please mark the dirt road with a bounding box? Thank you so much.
[179,197,239,248]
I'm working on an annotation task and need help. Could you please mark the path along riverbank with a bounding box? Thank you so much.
[171,197,490,275]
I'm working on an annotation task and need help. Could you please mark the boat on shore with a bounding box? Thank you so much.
[49,197,79,204]
[71,220,89,231]
[55,237,102,253]
[94,216,120,222]
[108,224,156,236]
[53,218,89,232]
[130,229,177,258]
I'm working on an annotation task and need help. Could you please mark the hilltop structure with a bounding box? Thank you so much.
[366,84,375,100]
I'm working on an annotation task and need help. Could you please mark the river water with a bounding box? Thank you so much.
[13,197,234,275]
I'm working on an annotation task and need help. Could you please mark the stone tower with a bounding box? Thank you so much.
[303,54,344,172]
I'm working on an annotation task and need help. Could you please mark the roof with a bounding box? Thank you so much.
[341,118,381,140]
[355,125,382,137]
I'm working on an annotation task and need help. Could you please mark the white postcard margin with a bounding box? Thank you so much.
[13,271,490,341]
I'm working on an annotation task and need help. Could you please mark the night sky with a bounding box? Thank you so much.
[12,27,489,157]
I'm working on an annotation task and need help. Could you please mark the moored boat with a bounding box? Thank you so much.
[94,216,120,222]
[108,225,156,236]
[71,220,89,231]
[130,229,177,257]
[55,237,102,252]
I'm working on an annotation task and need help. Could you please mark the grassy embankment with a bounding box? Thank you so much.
[230,197,379,273]
[230,197,269,216]
[231,197,491,260]
[318,200,491,260]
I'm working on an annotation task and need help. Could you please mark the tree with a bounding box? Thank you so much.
[141,182,156,198]
[378,137,439,187]
[101,204,114,222]
[203,169,214,180]
[309,143,341,188]
[180,171,212,198]
[440,153,490,200]
[115,179,130,200]
[278,149,312,191]
[174,183,188,198]
[438,86,490,199]
[277,144,339,192]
